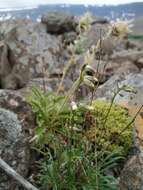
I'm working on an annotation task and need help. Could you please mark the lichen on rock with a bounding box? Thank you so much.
[0,108,22,150]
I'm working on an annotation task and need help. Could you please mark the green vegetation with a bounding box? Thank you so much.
[39,145,120,190]
[27,16,136,190]
[28,88,132,154]
[27,86,133,190]
[128,34,143,40]
[87,100,132,154]
[131,16,143,36]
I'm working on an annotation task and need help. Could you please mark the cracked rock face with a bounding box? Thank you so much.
[0,19,64,90]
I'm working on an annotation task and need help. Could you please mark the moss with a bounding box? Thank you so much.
[81,100,133,155]
[28,87,133,156]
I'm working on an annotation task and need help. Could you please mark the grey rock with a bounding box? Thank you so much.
[0,90,35,190]
[41,11,77,34]
[0,108,21,150]
[96,73,143,105]
[135,57,143,69]
[119,152,143,190]
[111,50,143,64]
[0,19,64,90]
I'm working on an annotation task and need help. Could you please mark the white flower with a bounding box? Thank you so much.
[71,101,78,110]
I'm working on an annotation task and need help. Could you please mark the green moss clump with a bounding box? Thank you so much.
[83,100,133,155]
[28,89,129,189]
[28,87,133,156]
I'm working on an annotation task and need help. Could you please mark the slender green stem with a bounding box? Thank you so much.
[56,55,76,95]
[97,87,123,145]
[119,105,143,135]
[97,104,143,159]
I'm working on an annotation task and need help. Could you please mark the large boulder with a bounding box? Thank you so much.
[0,19,64,90]
[41,12,77,34]
[0,90,35,190]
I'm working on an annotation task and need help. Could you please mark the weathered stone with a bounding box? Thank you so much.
[119,152,143,190]
[0,108,22,151]
[41,12,77,34]
[0,90,35,190]
[135,57,143,69]
[96,73,143,103]
[111,50,143,64]
[0,20,64,90]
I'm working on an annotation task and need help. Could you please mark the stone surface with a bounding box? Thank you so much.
[0,90,35,190]
[119,152,143,190]
[41,11,77,34]
[111,50,143,64]
[0,19,64,89]
[95,73,143,103]
[135,57,143,69]
[0,108,22,150]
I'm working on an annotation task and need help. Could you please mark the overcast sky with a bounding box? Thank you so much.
[0,0,143,8]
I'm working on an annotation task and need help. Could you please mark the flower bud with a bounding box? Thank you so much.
[71,101,78,110]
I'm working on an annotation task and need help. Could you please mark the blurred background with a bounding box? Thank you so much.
[0,0,143,36]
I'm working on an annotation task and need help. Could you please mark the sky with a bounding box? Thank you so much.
[0,0,143,8]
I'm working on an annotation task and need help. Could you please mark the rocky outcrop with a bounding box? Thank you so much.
[0,19,64,90]
[41,11,77,34]
[0,42,30,89]
[0,13,143,190]
[0,15,142,91]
